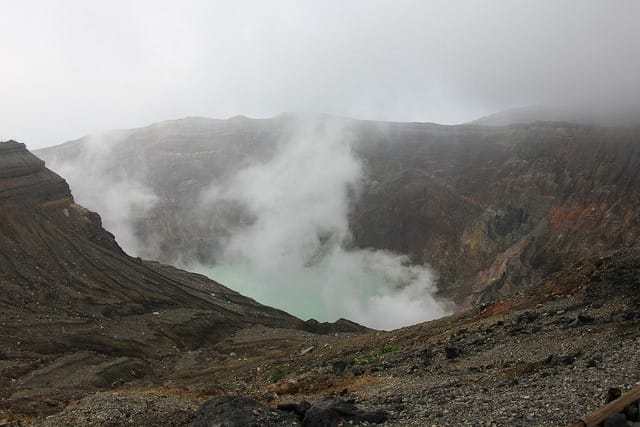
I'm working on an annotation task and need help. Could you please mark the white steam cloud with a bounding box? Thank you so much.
[44,135,159,256]
[192,117,448,330]
[43,118,450,330]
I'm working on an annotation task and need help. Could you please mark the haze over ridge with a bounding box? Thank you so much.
[2,0,639,148]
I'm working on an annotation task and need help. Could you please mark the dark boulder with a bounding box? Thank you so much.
[277,401,311,418]
[301,399,387,427]
[568,314,595,328]
[626,401,640,422]
[586,354,603,368]
[332,360,349,376]
[278,398,388,427]
[606,387,622,403]
[351,365,366,376]
[516,311,540,324]
[419,348,434,366]
[603,413,627,427]
[192,395,298,427]
[577,314,595,324]
[544,353,578,367]
[445,346,462,360]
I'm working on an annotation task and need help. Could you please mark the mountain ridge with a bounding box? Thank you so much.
[35,115,640,309]
[471,105,640,127]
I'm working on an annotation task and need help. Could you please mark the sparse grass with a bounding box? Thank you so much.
[269,367,288,383]
[352,354,377,366]
[380,344,400,354]
[352,343,401,365]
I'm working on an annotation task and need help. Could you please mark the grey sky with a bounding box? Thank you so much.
[2,0,639,148]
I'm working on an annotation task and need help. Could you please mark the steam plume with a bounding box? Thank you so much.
[45,134,159,257]
[193,116,448,329]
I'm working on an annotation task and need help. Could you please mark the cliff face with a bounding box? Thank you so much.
[36,117,284,262]
[0,141,312,415]
[0,140,301,326]
[0,141,70,204]
[347,122,640,305]
[36,118,640,306]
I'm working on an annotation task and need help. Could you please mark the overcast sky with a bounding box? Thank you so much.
[1,0,639,148]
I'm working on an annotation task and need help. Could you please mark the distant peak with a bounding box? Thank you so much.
[0,140,25,149]
[467,105,636,127]
[228,114,251,121]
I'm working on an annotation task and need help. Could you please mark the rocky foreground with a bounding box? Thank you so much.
[1,140,639,426]
[8,254,640,426]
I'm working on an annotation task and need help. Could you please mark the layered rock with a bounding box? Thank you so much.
[0,140,70,203]
[0,141,313,415]
[0,140,301,327]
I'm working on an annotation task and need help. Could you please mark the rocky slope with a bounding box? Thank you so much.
[3,140,640,426]
[0,141,363,421]
[16,247,640,426]
[36,116,640,307]
[349,121,640,306]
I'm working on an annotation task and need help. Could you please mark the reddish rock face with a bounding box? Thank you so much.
[349,122,640,305]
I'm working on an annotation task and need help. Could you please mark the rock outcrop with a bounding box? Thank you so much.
[0,140,70,203]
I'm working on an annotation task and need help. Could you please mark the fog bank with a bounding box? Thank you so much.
[3,1,639,147]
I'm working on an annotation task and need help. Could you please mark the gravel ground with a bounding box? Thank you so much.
[12,290,640,427]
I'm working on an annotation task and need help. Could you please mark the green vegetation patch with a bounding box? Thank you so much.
[269,367,289,383]
[352,343,401,366]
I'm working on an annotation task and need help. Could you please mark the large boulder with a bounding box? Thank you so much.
[192,395,299,427]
